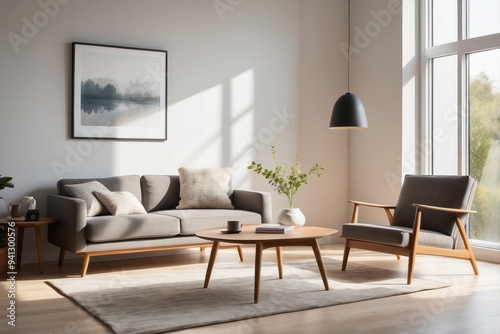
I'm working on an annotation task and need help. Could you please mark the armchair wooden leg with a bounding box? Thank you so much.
[455,217,479,275]
[407,251,417,284]
[341,241,351,271]
[58,249,65,266]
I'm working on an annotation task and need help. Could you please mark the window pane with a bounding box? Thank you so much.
[468,0,500,39]
[432,55,458,174]
[469,49,500,243]
[432,0,457,45]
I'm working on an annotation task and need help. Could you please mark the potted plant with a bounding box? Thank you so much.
[247,146,324,226]
[0,175,14,277]
[0,174,14,221]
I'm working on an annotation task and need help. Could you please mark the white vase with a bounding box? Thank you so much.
[20,196,36,216]
[277,208,306,227]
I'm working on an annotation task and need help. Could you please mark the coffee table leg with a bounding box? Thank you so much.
[203,241,220,288]
[254,241,263,303]
[311,238,329,290]
[276,246,283,279]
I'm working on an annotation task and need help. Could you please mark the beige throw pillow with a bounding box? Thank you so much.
[177,167,234,209]
[65,181,110,216]
[94,191,147,215]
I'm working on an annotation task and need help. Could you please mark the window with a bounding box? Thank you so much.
[423,0,500,247]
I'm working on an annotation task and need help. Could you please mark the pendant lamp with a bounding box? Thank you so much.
[329,0,368,129]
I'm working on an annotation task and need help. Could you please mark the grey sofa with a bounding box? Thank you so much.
[47,175,272,276]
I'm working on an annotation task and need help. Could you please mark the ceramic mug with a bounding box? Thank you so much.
[227,220,242,232]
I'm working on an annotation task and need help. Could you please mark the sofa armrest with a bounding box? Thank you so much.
[232,190,273,224]
[47,194,88,253]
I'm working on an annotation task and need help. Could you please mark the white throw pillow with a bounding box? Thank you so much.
[176,167,234,209]
[65,181,110,216]
[94,191,147,215]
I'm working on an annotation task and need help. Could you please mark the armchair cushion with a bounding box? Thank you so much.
[392,175,475,236]
[341,223,454,249]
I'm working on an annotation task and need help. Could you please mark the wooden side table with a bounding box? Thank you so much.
[0,217,57,274]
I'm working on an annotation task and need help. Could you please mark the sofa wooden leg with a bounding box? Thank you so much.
[58,249,65,266]
[81,253,91,277]
[200,247,206,252]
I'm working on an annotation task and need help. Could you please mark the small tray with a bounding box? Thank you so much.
[6,216,25,221]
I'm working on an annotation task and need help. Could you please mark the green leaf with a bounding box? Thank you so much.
[0,175,14,190]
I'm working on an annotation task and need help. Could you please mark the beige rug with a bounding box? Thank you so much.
[47,258,450,334]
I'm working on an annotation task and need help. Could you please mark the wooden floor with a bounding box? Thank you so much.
[1,244,499,334]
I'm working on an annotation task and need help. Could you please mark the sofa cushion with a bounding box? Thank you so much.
[65,181,110,216]
[94,191,147,215]
[141,175,181,212]
[177,167,233,209]
[155,209,261,235]
[86,214,180,243]
[58,175,142,202]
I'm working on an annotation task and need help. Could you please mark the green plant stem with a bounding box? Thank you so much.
[247,146,324,208]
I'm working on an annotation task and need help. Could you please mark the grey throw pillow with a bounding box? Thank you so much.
[65,181,110,216]
[177,167,234,209]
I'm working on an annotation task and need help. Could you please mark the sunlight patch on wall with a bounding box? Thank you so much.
[170,84,224,167]
[108,70,257,179]
[230,69,255,188]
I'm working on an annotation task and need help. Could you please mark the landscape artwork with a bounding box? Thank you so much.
[72,43,167,140]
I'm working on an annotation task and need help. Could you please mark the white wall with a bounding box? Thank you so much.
[0,0,355,263]
[297,0,350,241]
[349,0,403,223]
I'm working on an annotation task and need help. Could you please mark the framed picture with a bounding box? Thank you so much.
[72,42,167,140]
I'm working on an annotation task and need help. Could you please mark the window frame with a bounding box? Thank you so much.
[421,0,500,250]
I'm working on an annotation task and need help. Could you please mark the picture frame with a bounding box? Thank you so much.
[72,42,167,140]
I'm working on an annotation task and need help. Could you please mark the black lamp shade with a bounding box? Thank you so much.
[329,92,368,129]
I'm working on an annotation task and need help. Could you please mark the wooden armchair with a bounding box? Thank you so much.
[341,175,479,284]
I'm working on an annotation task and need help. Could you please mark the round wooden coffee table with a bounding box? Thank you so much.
[196,224,337,303]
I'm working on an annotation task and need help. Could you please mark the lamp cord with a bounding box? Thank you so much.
[347,0,351,93]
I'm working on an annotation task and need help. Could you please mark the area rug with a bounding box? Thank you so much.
[47,258,450,334]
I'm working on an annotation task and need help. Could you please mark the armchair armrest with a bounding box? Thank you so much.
[232,190,273,224]
[411,203,477,247]
[348,200,397,224]
[47,194,88,253]
[348,200,397,209]
[412,203,476,215]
